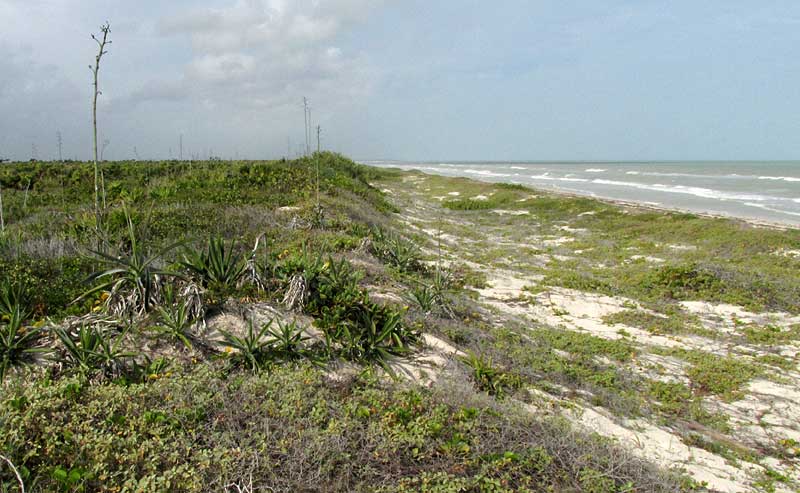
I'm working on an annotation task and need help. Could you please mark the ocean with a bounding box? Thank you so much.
[361,161,800,226]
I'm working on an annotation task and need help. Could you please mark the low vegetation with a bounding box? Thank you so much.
[0,155,693,491]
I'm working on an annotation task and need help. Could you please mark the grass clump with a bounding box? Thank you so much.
[460,350,523,397]
[655,348,762,400]
[742,324,800,345]
[533,327,636,362]
[603,308,712,337]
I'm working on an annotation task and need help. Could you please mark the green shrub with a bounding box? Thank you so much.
[0,257,94,319]
[660,349,763,400]
[742,324,800,345]
[645,264,722,300]
[534,328,636,362]
[603,308,708,336]
[647,381,693,416]
[0,364,683,492]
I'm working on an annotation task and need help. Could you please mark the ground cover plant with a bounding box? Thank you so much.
[0,155,697,492]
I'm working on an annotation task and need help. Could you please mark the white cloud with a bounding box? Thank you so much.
[134,0,386,115]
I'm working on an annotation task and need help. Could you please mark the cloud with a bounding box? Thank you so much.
[158,0,380,50]
[131,0,385,115]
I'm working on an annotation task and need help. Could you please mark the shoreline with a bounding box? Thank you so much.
[375,168,800,492]
[375,165,800,231]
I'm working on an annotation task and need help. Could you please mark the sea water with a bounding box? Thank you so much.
[362,161,800,226]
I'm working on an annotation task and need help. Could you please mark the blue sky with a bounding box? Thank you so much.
[2,1,800,161]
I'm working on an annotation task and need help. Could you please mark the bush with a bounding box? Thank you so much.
[0,364,686,492]
[299,256,419,367]
[645,264,722,300]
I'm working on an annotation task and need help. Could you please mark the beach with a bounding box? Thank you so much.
[363,161,800,227]
[371,167,800,492]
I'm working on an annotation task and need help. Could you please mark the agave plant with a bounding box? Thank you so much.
[81,208,183,316]
[218,319,273,372]
[182,236,247,293]
[370,227,422,272]
[55,325,135,380]
[332,308,416,369]
[407,284,437,314]
[0,305,47,380]
[130,355,171,383]
[321,256,362,292]
[406,273,455,318]
[0,279,27,320]
[152,284,203,350]
[459,350,521,397]
[264,319,312,361]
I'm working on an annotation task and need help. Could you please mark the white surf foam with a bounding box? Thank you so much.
[590,179,780,202]
[463,169,512,178]
[744,202,800,217]
[758,176,800,183]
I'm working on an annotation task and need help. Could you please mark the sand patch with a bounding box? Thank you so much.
[667,244,697,251]
[421,228,461,245]
[542,236,575,247]
[556,225,587,233]
[775,249,800,258]
[390,333,466,385]
[628,255,666,264]
[680,301,800,327]
[475,271,543,302]
[492,209,531,216]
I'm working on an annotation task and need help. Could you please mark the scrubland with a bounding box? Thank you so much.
[0,156,798,492]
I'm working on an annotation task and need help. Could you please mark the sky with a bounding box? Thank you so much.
[2,0,800,162]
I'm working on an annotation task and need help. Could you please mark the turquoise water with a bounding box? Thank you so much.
[362,161,800,226]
